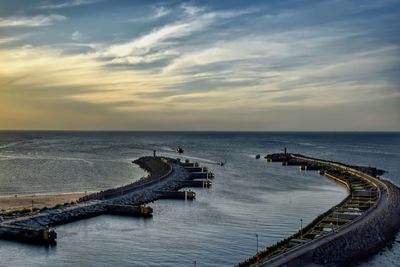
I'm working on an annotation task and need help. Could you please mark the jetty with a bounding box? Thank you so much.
[0,156,214,245]
[237,151,400,267]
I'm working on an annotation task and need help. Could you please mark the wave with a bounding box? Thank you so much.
[161,152,221,165]
[0,141,24,150]
[0,154,95,167]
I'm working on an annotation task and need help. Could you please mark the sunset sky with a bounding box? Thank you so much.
[0,0,399,131]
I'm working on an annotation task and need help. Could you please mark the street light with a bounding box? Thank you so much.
[255,234,259,255]
[300,218,303,239]
[336,209,339,230]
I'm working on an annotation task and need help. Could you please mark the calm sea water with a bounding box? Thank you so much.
[0,132,399,266]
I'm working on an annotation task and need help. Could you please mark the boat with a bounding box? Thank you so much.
[176,146,184,154]
[255,154,261,159]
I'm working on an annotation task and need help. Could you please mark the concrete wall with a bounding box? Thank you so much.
[311,181,400,265]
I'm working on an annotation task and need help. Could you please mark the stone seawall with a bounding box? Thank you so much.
[312,181,400,265]
[263,181,400,267]
[79,156,172,202]
[238,153,400,267]
[11,204,107,229]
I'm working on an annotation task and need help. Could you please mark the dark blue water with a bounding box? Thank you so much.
[0,132,399,266]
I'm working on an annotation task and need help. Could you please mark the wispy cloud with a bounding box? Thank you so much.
[0,14,66,27]
[0,0,399,130]
[128,5,170,23]
[104,22,205,58]
[103,21,206,58]
[109,50,179,65]
[153,6,170,19]
[0,35,28,45]
[71,31,83,41]
[180,3,205,16]
[39,0,99,9]
[103,6,257,58]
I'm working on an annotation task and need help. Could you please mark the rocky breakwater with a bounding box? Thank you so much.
[311,179,400,265]
[0,156,199,244]
[237,152,400,267]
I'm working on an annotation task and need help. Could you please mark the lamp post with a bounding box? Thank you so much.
[300,218,303,239]
[255,234,259,255]
[336,209,339,230]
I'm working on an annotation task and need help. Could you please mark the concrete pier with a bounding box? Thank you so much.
[190,172,214,179]
[154,190,196,200]
[184,167,208,173]
[104,204,153,217]
[180,161,199,167]
[181,180,212,188]
[0,225,57,245]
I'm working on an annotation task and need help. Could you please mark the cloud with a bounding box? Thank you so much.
[71,31,83,41]
[0,35,27,45]
[154,6,170,19]
[181,3,205,16]
[0,1,399,130]
[109,50,179,65]
[0,14,66,27]
[128,5,170,23]
[111,25,180,56]
[39,0,99,9]
[103,6,257,59]
[86,2,399,120]
[104,17,212,58]
[163,38,291,74]
[358,0,399,10]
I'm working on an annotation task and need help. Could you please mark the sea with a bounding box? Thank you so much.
[0,131,399,267]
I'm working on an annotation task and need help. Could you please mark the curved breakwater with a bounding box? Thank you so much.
[237,152,400,267]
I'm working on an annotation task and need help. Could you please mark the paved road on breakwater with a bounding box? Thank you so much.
[256,154,395,267]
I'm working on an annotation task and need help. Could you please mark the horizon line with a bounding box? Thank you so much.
[0,130,399,133]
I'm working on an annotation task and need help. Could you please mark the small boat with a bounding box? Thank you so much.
[176,146,184,154]
[255,154,261,159]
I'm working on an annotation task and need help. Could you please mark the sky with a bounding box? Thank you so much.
[0,0,399,131]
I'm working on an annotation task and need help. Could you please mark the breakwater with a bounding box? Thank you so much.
[0,156,214,244]
[237,152,400,267]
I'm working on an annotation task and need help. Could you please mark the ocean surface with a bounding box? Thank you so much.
[0,131,399,266]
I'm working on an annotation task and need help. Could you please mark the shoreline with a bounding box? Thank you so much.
[0,192,88,212]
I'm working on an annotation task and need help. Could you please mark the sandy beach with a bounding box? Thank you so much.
[0,192,87,212]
